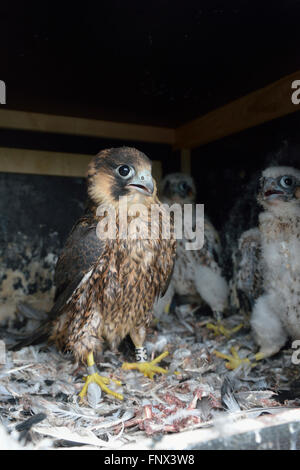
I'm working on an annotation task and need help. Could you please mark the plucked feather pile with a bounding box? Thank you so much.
[0,302,299,450]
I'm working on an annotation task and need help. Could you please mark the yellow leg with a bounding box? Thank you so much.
[122,351,169,380]
[79,352,123,401]
[206,320,243,339]
[254,351,265,362]
[164,303,171,314]
[152,302,171,326]
[214,346,263,370]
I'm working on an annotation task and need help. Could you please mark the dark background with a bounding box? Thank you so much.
[1,0,300,126]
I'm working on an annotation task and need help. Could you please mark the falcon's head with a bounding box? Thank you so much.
[257,166,300,215]
[87,147,156,207]
[160,173,196,205]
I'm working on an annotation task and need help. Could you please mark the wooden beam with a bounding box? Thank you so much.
[0,148,92,177]
[175,71,300,149]
[3,71,299,151]
[0,147,162,181]
[0,109,175,145]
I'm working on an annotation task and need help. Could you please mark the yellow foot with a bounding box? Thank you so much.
[214,346,259,370]
[79,372,123,401]
[206,320,243,339]
[122,351,169,379]
[164,302,171,314]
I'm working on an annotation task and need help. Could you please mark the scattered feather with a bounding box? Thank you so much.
[32,425,123,448]
[0,306,297,449]
[87,382,102,408]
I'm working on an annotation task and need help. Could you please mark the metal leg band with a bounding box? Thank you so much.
[87,364,98,374]
[135,347,148,363]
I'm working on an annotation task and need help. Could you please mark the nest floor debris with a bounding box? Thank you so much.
[0,304,300,450]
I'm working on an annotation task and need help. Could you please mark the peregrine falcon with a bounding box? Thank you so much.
[11,147,176,400]
[156,173,228,323]
[217,166,300,368]
[251,166,300,359]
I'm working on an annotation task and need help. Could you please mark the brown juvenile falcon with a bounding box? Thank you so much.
[12,147,176,401]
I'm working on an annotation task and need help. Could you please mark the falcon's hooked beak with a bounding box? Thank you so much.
[262,178,285,201]
[127,170,154,196]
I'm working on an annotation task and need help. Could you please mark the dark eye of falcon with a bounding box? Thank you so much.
[117,165,134,179]
[179,181,188,191]
[280,176,294,188]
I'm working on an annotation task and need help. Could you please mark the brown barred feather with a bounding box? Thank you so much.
[12,147,176,362]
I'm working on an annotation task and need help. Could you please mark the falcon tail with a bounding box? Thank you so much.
[6,280,77,351]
